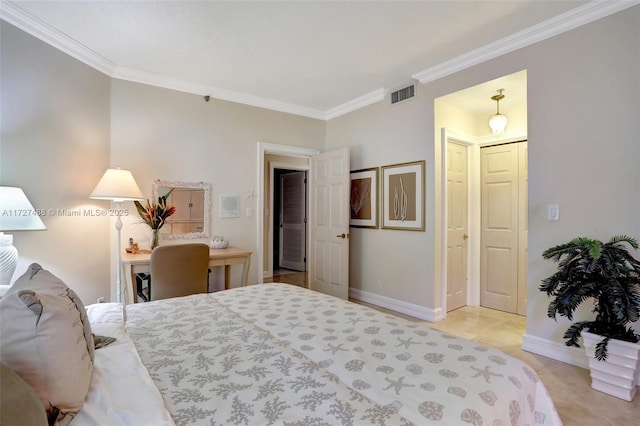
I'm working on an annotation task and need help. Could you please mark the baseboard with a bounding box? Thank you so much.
[349,288,443,322]
[522,334,589,369]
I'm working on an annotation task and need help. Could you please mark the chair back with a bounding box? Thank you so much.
[149,243,210,301]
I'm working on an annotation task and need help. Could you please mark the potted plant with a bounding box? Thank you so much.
[540,235,640,401]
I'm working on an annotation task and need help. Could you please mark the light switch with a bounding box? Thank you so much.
[548,204,560,221]
[246,207,253,218]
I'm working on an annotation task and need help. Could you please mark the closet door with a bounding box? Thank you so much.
[480,143,523,313]
[446,141,468,311]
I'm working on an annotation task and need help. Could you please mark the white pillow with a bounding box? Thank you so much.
[0,264,94,425]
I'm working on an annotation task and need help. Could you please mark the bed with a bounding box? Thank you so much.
[0,264,561,425]
[74,283,561,425]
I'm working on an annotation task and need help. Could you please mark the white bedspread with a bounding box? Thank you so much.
[120,284,561,426]
[71,303,174,426]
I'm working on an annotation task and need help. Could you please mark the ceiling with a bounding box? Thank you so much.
[1,1,632,119]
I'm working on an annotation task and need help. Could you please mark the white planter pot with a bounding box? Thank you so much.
[582,330,640,401]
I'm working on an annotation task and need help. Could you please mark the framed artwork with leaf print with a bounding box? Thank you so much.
[381,160,425,231]
[350,167,378,228]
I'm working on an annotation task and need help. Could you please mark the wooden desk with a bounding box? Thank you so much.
[121,246,252,304]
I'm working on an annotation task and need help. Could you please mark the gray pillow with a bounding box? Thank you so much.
[0,264,94,425]
[0,363,48,426]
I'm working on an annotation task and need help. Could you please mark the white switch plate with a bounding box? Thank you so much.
[246,207,253,217]
[548,204,560,221]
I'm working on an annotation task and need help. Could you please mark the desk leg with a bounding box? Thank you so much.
[123,263,136,304]
[224,266,231,290]
[242,255,251,286]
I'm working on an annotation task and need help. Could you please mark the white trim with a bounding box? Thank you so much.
[412,1,638,84]
[3,0,635,119]
[113,66,327,120]
[522,334,589,369]
[257,142,320,284]
[349,288,443,323]
[324,88,388,120]
[0,0,116,75]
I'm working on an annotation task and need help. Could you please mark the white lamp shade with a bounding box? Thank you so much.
[489,113,508,134]
[0,187,47,231]
[90,168,143,202]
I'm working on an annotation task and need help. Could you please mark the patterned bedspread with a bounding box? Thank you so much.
[125,283,561,425]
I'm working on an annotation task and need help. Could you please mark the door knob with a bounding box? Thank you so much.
[463,234,469,240]
[336,233,348,239]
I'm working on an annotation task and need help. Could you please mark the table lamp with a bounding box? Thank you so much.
[0,186,47,288]
[90,168,143,303]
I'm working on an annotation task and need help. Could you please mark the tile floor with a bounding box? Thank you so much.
[265,271,640,425]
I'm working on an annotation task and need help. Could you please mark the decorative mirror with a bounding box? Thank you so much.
[152,180,211,240]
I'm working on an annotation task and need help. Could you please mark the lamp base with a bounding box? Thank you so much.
[0,233,18,287]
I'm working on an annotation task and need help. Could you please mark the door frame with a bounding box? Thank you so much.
[440,128,527,316]
[270,163,308,277]
[257,142,320,284]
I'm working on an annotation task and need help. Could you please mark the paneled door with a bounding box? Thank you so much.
[309,148,350,299]
[279,171,306,271]
[447,141,468,311]
[480,142,527,314]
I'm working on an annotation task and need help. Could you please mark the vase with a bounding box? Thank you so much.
[150,229,160,250]
[582,330,640,401]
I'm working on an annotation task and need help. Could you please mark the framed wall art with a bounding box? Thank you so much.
[350,167,378,228]
[381,160,425,231]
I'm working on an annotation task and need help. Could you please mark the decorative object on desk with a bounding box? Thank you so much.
[125,237,140,254]
[0,186,47,287]
[540,235,640,401]
[90,167,144,304]
[134,189,176,250]
[210,236,228,249]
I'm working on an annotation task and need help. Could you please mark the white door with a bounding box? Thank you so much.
[480,142,527,313]
[309,147,350,299]
[446,142,468,311]
[279,171,306,271]
[517,143,528,315]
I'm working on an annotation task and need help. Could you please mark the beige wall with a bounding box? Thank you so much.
[0,23,325,303]
[327,7,640,346]
[109,81,325,288]
[0,22,112,304]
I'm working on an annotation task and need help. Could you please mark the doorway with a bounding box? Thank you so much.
[265,156,312,282]
[273,169,307,275]
[258,143,351,300]
[438,69,528,318]
[443,135,528,316]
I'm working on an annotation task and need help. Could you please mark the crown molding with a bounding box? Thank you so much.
[0,0,116,75]
[412,1,639,84]
[324,88,388,120]
[3,0,637,120]
[112,66,326,120]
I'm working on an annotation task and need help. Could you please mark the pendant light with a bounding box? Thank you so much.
[489,89,508,134]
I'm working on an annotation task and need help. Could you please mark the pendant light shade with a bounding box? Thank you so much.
[489,89,508,134]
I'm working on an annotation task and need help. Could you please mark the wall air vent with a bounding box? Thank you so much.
[390,83,416,105]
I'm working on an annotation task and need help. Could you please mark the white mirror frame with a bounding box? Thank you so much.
[152,180,211,240]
